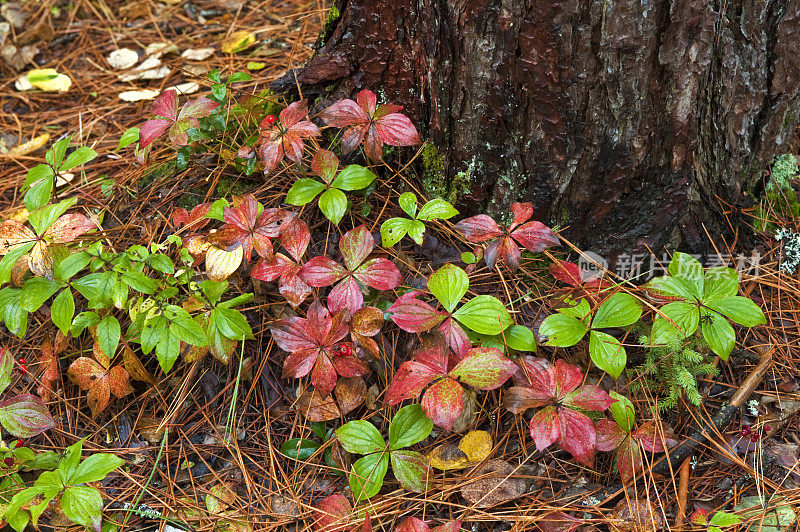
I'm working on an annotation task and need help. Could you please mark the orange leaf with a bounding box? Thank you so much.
[67,357,133,417]
[43,213,95,243]
[0,220,35,254]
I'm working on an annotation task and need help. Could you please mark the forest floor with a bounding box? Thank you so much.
[1,0,800,531]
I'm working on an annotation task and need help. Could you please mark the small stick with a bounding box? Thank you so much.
[675,457,692,528]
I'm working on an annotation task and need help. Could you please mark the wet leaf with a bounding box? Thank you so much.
[458,430,492,462]
[67,357,133,418]
[221,30,256,54]
[460,459,527,507]
[107,48,139,69]
[427,443,469,470]
[206,482,236,513]
[312,493,352,532]
[206,245,243,281]
[0,393,55,437]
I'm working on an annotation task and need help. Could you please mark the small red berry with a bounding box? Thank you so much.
[339,344,352,357]
[265,115,277,126]
[19,366,27,374]
[3,457,13,467]
[741,426,751,437]
[15,440,23,448]
[18,358,25,364]
[764,425,772,432]
[751,433,759,442]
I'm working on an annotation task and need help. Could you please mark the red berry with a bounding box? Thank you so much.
[339,344,352,357]
[3,457,13,467]
[764,425,772,432]
[19,366,27,374]
[18,358,25,364]
[15,440,23,448]
[751,434,759,442]
[741,426,751,437]
[266,115,277,125]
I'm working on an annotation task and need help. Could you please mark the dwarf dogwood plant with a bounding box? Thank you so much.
[335,404,433,500]
[387,263,512,358]
[22,136,97,211]
[504,357,615,466]
[250,218,313,308]
[454,202,559,270]
[139,89,219,149]
[210,194,292,264]
[252,99,321,172]
[285,149,378,225]
[380,192,458,248]
[644,252,766,359]
[549,259,611,304]
[385,332,517,430]
[595,392,676,482]
[539,292,642,378]
[269,299,368,396]
[320,89,421,162]
[299,225,403,315]
[0,348,54,439]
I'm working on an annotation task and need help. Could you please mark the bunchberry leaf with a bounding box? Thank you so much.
[388,404,433,450]
[588,330,625,378]
[349,452,389,501]
[590,292,641,329]
[0,394,55,438]
[427,263,468,313]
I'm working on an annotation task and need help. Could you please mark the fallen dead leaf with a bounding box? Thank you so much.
[119,89,160,102]
[428,442,469,471]
[610,499,664,532]
[458,430,493,462]
[205,245,243,281]
[6,133,49,156]
[221,30,256,54]
[182,47,214,61]
[460,459,528,507]
[107,48,139,69]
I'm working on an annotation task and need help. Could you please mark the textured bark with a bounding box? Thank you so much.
[273,0,800,260]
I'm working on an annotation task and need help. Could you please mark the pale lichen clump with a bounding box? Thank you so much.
[775,227,800,274]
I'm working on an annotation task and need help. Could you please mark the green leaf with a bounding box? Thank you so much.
[417,199,458,221]
[500,324,537,352]
[389,404,433,450]
[59,439,84,483]
[147,253,175,275]
[644,276,696,301]
[428,263,469,313]
[20,277,62,312]
[539,314,589,347]
[228,71,252,83]
[46,136,70,169]
[285,178,325,206]
[24,164,55,188]
[68,453,124,485]
[4,299,28,339]
[165,305,207,346]
[155,329,180,373]
[390,450,429,492]
[319,188,348,225]
[70,311,100,336]
[118,127,140,150]
[0,346,12,394]
[28,197,77,235]
[205,198,229,221]
[61,486,103,532]
[335,420,385,454]
[558,298,592,319]
[97,315,121,357]
[705,296,766,327]
[668,252,704,298]
[349,452,388,501]
[588,330,626,378]
[380,218,411,248]
[55,251,91,281]
[454,295,513,335]
[591,292,642,329]
[398,192,417,217]
[60,147,97,172]
[701,309,736,360]
[214,307,254,340]
[280,438,321,460]
[330,164,377,191]
[708,511,742,528]
[24,177,53,212]
[703,267,739,301]
[51,289,75,334]
[608,391,635,432]
[0,243,33,285]
[200,280,228,306]
[407,220,425,245]
[650,302,700,343]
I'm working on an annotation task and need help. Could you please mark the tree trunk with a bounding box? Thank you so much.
[272,0,800,261]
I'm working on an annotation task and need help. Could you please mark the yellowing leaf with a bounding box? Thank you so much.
[206,245,243,281]
[119,89,160,102]
[26,68,72,92]
[427,442,469,470]
[221,30,256,54]
[458,430,493,462]
[7,133,49,156]
[246,62,265,71]
[206,482,236,513]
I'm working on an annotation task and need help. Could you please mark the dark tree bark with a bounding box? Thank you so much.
[273,0,800,260]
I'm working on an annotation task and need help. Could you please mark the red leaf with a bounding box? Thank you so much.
[311,149,340,184]
[632,420,677,453]
[311,352,338,395]
[151,89,178,120]
[282,348,318,379]
[616,436,642,482]
[557,407,596,467]
[357,89,377,116]
[139,119,172,148]
[341,125,368,155]
[388,292,446,333]
[553,359,584,397]
[279,218,310,262]
[282,131,305,163]
[251,253,294,282]
[306,299,334,342]
[561,385,615,412]
[178,97,219,120]
[493,236,521,270]
[331,352,369,378]
[509,202,533,228]
[448,347,517,389]
[270,317,316,352]
[385,361,441,405]
[422,377,463,431]
[299,256,348,287]
[290,120,322,138]
[514,357,557,397]
[363,125,383,162]
[374,113,421,147]
[354,258,403,290]
[0,394,55,438]
[510,221,560,253]
[595,419,627,452]
[312,494,352,532]
[412,332,449,375]
[549,261,582,287]
[328,275,364,316]
[395,517,431,532]
[279,266,312,309]
[534,513,580,532]
[453,215,503,243]
[529,405,560,452]
[433,522,462,532]
[320,99,367,128]
[44,213,94,243]
[339,225,374,271]
[67,357,132,418]
[504,386,552,413]
[259,140,283,172]
[437,318,471,359]
[280,100,309,128]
